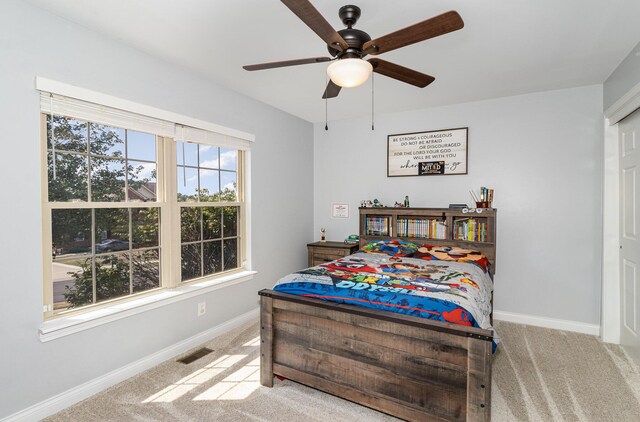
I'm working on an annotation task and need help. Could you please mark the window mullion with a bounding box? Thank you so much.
[124,130,129,202]
[160,136,180,288]
[220,207,225,273]
[49,201,160,209]
[87,123,92,202]
[128,208,133,295]
[200,209,204,278]
[91,208,97,304]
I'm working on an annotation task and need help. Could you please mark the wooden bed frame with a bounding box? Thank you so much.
[259,290,492,421]
[260,211,496,421]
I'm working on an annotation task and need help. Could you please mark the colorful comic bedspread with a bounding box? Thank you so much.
[273,249,497,344]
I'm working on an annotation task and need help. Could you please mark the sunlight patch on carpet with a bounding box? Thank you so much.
[142,354,247,403]
[193,357,261,401]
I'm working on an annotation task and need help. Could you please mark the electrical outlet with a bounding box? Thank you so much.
[197,302,206,317]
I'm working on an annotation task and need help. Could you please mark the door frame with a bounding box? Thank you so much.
[602,80,640,343]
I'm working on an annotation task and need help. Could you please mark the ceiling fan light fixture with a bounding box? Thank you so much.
[327,58,373,88]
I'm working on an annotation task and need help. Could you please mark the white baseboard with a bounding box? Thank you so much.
[494,310,600,336]
[2,308,259,422]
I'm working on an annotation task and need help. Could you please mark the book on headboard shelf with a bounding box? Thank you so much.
[453,218,488,242]
[359,207,495,244]
[396,217,447,239]
[364,216,390,236]
[359,206,498,269]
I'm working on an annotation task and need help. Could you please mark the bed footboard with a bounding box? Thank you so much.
[259,289,492,422]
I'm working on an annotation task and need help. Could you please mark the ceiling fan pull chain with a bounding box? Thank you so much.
[325,74,329,131]
[371,72,375,131]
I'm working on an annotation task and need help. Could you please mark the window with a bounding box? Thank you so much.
[43,112,246,318]
[176,141,243,281]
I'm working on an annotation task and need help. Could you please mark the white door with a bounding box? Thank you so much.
[620,108,640,363]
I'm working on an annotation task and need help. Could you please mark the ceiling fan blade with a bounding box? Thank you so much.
[363,11,463,55]
[281,0,348,51]
[369,58,435,88]
[243,57,332,71]
[322,80,342,99]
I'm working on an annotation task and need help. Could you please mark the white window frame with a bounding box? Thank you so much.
[38,78,254,328]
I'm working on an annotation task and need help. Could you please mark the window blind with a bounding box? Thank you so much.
[180,125,252,150]
[40,92,176,138]
[38,84,252,150]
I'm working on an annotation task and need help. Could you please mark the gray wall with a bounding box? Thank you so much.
[0,0,313,418]
[314,85,603,325]
[604,40,640,109]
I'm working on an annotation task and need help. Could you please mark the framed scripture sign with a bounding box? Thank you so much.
[387,127,468,177]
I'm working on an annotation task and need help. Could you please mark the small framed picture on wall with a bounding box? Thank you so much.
[331,203,349,218]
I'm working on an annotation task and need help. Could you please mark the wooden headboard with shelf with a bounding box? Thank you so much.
[358,207,497,272]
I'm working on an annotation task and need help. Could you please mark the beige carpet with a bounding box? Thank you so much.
[45,320,640,422]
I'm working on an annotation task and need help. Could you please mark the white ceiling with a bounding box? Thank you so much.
[25,0,640,123]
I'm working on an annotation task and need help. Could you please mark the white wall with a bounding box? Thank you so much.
[0,0,313,418]
[604,40,640,110]
[314,85,603,326]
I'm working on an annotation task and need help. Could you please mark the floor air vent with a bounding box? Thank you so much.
[177,347,213,364]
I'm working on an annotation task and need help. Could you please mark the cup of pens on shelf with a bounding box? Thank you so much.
[469,187,494,208]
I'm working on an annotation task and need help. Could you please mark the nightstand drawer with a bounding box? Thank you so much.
[307,241,359,267]
[311,252,343,266]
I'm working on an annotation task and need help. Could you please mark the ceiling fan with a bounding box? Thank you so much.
[243,0,464,99]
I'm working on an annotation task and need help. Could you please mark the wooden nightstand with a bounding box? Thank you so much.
[307,241,359,267]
